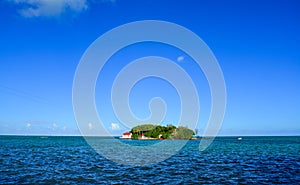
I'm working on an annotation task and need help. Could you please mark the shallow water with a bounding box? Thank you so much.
[1,136,300,184]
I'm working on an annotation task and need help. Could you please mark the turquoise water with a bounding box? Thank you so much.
[1,136,300,184]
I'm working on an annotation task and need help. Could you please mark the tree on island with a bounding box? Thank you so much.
[173,126,195,140]
[131,124,157,139]
[130,124,193,140]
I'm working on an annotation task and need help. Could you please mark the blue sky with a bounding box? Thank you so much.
[0,0,299,136]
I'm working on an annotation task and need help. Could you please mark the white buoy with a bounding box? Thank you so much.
[237,137,242,140]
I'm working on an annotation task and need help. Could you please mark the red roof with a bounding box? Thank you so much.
[123,132,131,135]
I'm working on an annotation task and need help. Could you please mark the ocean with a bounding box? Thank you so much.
[1,136,299,184]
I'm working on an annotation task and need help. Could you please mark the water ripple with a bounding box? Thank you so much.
[0,136,299,184]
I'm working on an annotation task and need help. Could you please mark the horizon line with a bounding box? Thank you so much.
[1,134,299,137]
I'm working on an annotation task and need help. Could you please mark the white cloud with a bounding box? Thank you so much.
[26,123,31,127]
[110,123,120,131]
[9,0,88,18]
[52,123,58,130]
[177,56,185,62]
[62,126,67,131]
[88,122,93,130]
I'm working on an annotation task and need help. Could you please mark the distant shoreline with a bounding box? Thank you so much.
[0,135,299,137]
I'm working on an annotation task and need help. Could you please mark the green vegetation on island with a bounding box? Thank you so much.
[129,124,195,140]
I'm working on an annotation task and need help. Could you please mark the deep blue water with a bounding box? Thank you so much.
[1,136,300,184]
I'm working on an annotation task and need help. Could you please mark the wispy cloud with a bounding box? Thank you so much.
[62,125,67,131]
[0,84,49,104]
[88,122,93,130]
[8,0,88,18]
[52,123,58,130]
[177,56,185,62]
[110,123,120,131]
[0,120,79,135]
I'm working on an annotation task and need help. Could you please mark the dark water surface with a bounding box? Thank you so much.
[1,136,300,184]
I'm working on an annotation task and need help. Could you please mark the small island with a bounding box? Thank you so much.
[120,124,198,140]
